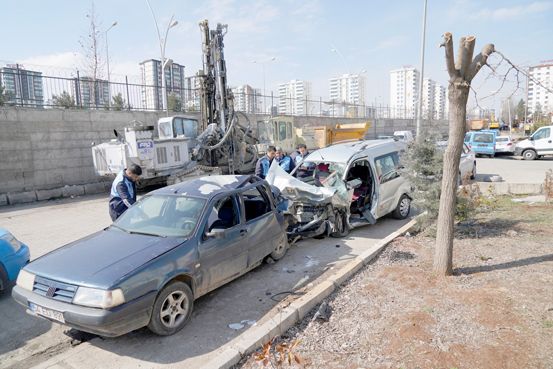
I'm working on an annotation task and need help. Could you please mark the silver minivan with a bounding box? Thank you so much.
[267,139,412,239]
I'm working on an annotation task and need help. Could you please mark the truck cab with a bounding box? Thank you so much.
[256,116,303,155]
[515,125,553,160]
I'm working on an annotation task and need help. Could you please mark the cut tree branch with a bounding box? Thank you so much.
[441,32,457,78]
[466,43,495,81]
[455,36,466,71]
[460,36,476,80]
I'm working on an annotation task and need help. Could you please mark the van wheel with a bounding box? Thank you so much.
[148,281,193,336]
[0,266,8,292]
[330,210,350,238]
[392,195,411,220]
[522,150,537,160]
[269,233,288,261]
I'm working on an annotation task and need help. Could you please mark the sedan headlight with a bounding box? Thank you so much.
[1,233,22,253]
[16,269,35,291]
[73,287,125,309]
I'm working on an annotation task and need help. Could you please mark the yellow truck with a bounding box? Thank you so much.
[307,122,371,149]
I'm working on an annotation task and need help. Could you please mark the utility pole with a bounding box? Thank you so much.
[105,21,117,84]
[524,67,529,126]
[415,0,428,140]
[507,98,512,132]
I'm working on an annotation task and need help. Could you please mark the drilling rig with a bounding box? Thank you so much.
[92,20,258,186]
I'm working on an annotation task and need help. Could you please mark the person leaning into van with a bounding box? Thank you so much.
[255,146,276,179]
[275,146,295,174]
[108,164,142,221]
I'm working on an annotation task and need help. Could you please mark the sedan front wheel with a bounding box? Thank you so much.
[148,281,194,336]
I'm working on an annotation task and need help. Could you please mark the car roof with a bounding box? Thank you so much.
[305,139,400,163]
[150,175,262,199]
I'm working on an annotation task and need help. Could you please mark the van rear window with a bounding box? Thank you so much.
[473,134,494,143]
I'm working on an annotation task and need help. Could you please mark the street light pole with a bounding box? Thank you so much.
[415,0,428,141]
[145,0,178,115]
[105,21,117,84]
[252,57,276,114]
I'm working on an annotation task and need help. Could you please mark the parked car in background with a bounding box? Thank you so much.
[0,228,30,292]
[268,139,412,240]
[436,142,476,184]
[464,130,497,157]
[515,125,553,160]
[495,136,515,155]
[12,175,289,337]
[393,130,414,143]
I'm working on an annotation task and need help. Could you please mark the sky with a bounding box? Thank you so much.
[1,0,552,113]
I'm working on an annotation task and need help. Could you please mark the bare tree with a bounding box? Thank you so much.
[433,33,495,276]
[79,2,104,106]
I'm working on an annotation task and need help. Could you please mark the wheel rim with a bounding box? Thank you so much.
[400,198,410,217]
[524,151,533,159]
[160,291,189,329]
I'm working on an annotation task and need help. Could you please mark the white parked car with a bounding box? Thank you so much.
[437,142,476,184]
[495,136,515,154]
[393,130,414,143]
[515,125,553,160]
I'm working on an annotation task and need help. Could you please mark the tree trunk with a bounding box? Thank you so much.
[433,33,494,276]
[433,80,469,275]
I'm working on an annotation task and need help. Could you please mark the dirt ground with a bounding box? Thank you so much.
[238,198,553,369]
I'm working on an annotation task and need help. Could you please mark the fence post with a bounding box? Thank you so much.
[271,91,274,117]
[76,70,82,108]
[125,76,131,111]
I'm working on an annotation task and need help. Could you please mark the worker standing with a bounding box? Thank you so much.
[275,147,295,174]
[255,146,276,179]
[109,164,142,221]
[291,143,309,165]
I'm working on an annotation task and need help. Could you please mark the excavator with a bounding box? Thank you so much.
[92,20,258,186]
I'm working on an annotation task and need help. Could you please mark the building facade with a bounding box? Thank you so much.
[328,74,366,117]
[389,66,419,119]
[73,77,110,108]
[0,64,44,107]
[278,80,312,115]
[183,76,201,112]
[232,84,262,113]
[421,78,435,120]
[527,61,553,117]
[434,84,447,120]
[140,59,185,110]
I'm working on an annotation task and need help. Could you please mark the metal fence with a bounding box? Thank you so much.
[0,69,446,120]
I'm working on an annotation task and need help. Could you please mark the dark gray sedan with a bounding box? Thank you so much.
[12,175,288,337]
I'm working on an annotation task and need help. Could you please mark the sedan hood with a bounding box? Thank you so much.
[25,228,186,289]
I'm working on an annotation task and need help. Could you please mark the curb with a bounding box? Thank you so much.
[476,182,543,195]
[201,217,420,369]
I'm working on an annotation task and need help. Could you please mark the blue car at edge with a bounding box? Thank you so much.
[0,228,30,292]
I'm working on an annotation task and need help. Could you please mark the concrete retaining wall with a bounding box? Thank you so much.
[0,107,448,204]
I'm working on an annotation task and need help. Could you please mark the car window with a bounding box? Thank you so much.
[205,196,240,232]
[278,122,287,141]
[241,186,271,222]
[375,152,400,184]
[496,137,509,142]
[115,195,205,237]
[533,128,550,140]
[473,133,494,143]
[464,134,471,143]
[257,121,272,141]
[174,118,185,136]
[182,119,198,138]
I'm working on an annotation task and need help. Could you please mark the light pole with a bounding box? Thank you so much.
[330,46,349,72]
[252,57,276,114]
[415,0,428,141]
[146,0,178,114]
[105,21,117,84]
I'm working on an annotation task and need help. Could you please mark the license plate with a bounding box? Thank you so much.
[29,303,65,323]
[477,144,487,147]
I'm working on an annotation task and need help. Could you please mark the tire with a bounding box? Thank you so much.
[269,233,288,261]
[392,195,411,220]
[470,164,476,180]
[330,210,350,238]
[0,265,8,293]
[148,281,194,336]
[522,150,537,160]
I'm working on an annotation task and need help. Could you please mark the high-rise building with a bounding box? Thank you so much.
[183,76,201,112]
[73,77,110,108]
[140,59,185,110]
[232,85,262,113]
[434,84,447,120]
[0,64,44,107]
[389,66,419,119]
[421,78,436,119]
[527,61,553,117]
[329,74,366,117]
[278,80,312,115]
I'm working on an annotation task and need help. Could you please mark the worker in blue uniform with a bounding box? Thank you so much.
[108,164,142,221]
[255,146,276,179]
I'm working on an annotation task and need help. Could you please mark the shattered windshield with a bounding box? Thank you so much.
[114,195,206,237]
[295,161,346,187]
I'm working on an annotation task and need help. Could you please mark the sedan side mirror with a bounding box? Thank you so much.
[529,136,534,141]
[206,228,226,239]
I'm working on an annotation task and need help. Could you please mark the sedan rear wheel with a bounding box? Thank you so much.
[148,281,193,336]
[269,233,288,261]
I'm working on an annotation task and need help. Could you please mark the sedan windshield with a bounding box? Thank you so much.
[114,195,206,237]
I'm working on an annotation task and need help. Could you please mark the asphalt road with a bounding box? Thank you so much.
[0,194,410,369]
[475,155,553,184]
